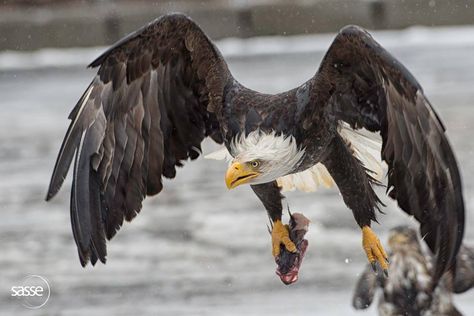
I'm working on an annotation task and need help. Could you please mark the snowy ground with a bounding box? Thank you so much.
[0,26,473,315]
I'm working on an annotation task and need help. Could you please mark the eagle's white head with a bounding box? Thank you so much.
[224,130,305,189]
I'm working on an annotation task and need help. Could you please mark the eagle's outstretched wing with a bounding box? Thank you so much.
[46,14,230,266]
[309,26,464,286]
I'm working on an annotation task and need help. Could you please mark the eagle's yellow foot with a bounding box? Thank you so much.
[362,226,389,277]
[272,220,297,257]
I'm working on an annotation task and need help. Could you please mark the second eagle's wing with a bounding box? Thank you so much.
[352,264,378,310]
[46,14,231,266]
[308,25,464,286]
[453,245,474,293]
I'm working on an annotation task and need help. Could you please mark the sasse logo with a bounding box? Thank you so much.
[11,275,50,309]
[11,286,44,297]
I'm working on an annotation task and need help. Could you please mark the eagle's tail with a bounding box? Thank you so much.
[276,124,384,192]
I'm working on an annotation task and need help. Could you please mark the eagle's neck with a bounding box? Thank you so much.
[230,130,305,181]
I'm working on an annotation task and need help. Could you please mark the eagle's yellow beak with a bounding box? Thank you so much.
[225,162,259,189]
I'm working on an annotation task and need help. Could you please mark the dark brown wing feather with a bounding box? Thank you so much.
[46,14,230,266]
[309,25,464,286]
[453,244,474,293]
[352,264,377,310]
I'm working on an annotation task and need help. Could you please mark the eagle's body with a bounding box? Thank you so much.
[353,226,474,316]
[47,14,464,287]
[220,81,338,182]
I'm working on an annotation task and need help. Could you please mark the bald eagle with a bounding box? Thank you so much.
[46,13,464,286]
[352,226,474,316]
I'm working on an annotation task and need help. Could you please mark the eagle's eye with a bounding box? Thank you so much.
[250,160,260,168]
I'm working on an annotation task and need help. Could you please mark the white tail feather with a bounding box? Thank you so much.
[338,122,384,181]
[277,124,384,192]
[204,124,384,193]
[276,163,335,192]
[204,147,233,162]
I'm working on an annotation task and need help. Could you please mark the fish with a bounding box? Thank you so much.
[274,212,310,285]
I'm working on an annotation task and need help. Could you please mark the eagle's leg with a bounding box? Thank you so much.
[322,135,389,275]
[271,220,296,257]
[362,226,389,275]
[251,181,296,257]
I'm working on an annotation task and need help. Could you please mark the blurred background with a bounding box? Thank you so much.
[0,0,473,315]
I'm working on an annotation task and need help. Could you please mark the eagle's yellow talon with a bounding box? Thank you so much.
[362,226,389,274]
[271,220,297,257]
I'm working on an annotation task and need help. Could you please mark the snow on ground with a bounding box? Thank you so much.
[0,26,473,315]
